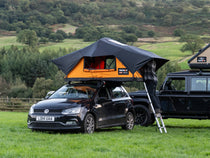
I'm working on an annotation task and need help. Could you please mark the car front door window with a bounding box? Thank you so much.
[160,77,187,112]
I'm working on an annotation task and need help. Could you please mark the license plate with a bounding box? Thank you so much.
[36,116,55,122]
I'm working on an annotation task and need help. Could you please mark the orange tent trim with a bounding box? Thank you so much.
[66,57,142,80]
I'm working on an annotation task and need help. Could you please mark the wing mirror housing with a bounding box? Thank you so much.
[45,91,55,99]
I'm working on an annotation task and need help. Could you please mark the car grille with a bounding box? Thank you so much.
[28,122,81,130]
[32,122,64,128]
[34,109,62,114]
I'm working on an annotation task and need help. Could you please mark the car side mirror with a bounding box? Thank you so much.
[45,91,55,99]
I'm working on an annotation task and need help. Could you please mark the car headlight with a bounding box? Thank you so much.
[29,105,35,115]
[62,107,81,115]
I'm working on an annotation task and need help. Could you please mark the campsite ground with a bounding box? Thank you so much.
[0,111,209,158]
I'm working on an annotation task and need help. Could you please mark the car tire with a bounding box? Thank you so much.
[82,113,95,134]
[122,112,134,130]
[150,114,155,125]
[134,104,152,126]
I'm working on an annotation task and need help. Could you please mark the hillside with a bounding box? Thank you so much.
[0,0,209,38]
[0,0,209,98]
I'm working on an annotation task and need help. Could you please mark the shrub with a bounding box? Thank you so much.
[0,76,10,97]
[32,77,54,98]
[147,30,155,37]
[8,78,32,98]
[173,29,185,37]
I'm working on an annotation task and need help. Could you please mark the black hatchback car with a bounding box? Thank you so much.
[27,81,135,133]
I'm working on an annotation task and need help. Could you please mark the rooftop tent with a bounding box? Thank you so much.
[188,44,210,69]
[52,37,169,81]
[64,56,142,81]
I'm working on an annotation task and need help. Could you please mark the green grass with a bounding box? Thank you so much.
[0,36,197,69]
[39,39,93,52]
[139,42,192,61]
[179,61,191,70]
[0,36,24,49]
[0,36,190,60]
[0,36,93,51]
[0,111,209,158]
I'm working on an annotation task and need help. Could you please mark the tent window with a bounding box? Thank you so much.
[84,56,116,70]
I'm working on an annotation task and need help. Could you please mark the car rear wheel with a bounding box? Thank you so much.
[83,113,95,134]
[122,112,134,130]
[135,105,152,126]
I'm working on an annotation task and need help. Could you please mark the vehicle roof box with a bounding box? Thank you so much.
[188,44,210,69]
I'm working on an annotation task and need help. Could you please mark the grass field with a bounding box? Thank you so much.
[0,36,24,49]
[139,42,193,69]
[140,42,192,62]
[0,111,209,158]
[0,36,93,51]
[39,39,93,52]
[0,36,203,69]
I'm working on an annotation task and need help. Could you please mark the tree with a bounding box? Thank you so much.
[17,29,38,47]
[32,77,53,98]
[123,34,138,43]
[39,37,49,44]
[135,12,146,21]
[179,34,205,54]
[122,25,137,33]
[8,77,32,98]
[147,30,155,37]
[163,15,173,26]
[157,61,181,88]
[0,76,10,97]
[173,29,185,37]
[49,33,64,42]
[56,33,64,42]
[52,71,66,90]
[136,31,143,38]
[56,30,67,38]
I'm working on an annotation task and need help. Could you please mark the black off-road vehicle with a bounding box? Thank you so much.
[129,70,210,126]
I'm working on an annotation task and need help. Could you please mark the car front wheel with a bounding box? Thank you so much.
[83,113,95,134]
[122,112,134,130]
[135,105,152,126]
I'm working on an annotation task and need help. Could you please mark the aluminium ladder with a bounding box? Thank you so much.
[143,82,167,133]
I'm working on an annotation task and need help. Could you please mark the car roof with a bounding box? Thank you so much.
[167,70,210,77]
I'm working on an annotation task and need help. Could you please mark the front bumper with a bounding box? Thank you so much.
[27,114,83,130]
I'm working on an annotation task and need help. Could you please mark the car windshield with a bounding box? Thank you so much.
[49,84,97,99]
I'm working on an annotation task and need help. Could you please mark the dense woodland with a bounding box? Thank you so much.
[0,0,209,39]
[0,0,209,98]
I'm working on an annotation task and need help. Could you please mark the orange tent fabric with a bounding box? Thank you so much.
[66,57,142,81]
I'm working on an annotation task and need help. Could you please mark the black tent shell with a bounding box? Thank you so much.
[52,37,169,80]
[188,44,210,69]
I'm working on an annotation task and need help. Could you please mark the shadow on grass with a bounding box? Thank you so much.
[146,123,210,130]
[30,127,123,134]
[166,125,210,129]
